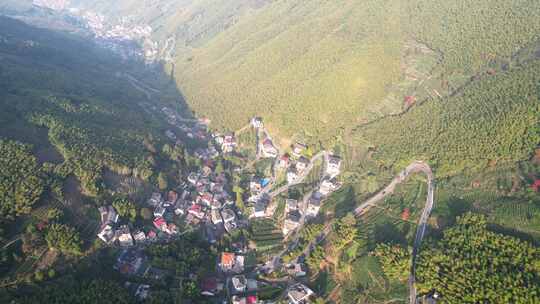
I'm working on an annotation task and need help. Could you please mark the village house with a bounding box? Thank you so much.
[174,199,188,216]
[232,295,258,304]
[116,225,134,247]
[99,206,119,225]
[221,134,237,153]
[187,172,199,185]
[210,198,223,210]
[153,217,167,231]
[132,230,146,244]
[250,177,263,194]
[251,116,263,129]
[148,192,163,207]
[326,155,342,177]
[286,263,307,277]
[214,134,224,146]
[285,199,299,213]
[262,138,278,158]
[253,200,267,218]
[153,205,166,218]
[134,284,150,301]
[296,156,310,172]
[306,193,323,217]
[283,210,301,235]
[222,208,238,232]
[97,224,115,244]
[319,177,342,196]
[201,277,224,297]
[292,142,307,157]
[198,192,213,206]
[279,154,290,168]
[188,204,205,219]
[211,209,223,224]
[165,190,178,205]
[287,283,314,304]
[287,167,299,184]
[219,252,235,271]
[231,275,247,293]
[97,206,119,244]
[219,252,245,273]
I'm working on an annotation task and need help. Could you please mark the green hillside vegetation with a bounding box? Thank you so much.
[0,140,45,220]
[355,59,540,176]
[416,213,540,303]
[17,279,135,304]
[174,0,404,142]
[406,0,540,74]
[0,16,172,195]
[167,0,540,147]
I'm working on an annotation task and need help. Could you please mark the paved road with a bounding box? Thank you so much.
[269,151,328,198]
[353,161,434,304]
[277,161,434,303]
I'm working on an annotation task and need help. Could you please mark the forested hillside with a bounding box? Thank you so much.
[174,0,404,142]
[170,0,540,145]
[355,59,540,176]
[0,16,172,195]
[0,140,45,220]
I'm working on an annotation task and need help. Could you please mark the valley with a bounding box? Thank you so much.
[0,1,539,304]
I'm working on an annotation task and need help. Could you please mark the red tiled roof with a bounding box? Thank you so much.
[247,295,257,304]
[532,179,540,192]
[221,252,235,266]
[153,217,166,229]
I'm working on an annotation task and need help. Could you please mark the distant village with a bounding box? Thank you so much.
[95,107,342,303]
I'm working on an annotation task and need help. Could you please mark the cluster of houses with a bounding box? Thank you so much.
[185,165,240,234]
[97,206,152,247]
[96,112,345,303]
[161,106,211,141]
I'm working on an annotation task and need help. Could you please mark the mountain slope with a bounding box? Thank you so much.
[0,16,173,195]
[175,0,404,142]
[171,0,540,146]
[355,58,540,176]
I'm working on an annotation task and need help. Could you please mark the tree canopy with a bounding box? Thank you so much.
[417,212,540,303]
[0,139,45,220]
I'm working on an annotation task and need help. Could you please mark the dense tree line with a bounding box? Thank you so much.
[45,223,82,256]
[0,139,45,220]
[406,0,540,73]
[145,232,215,279]
[416,212,540,303]
[372,243,411,282]
[17,279,135,304]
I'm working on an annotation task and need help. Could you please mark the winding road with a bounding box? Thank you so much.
[355,161,434,304]
[275,161,434,303]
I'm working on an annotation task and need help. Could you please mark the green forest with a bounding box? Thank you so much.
[167,0,540,147]
[0,0,539,303]
[356,59,540,176]
[416,213,540,303]
[0,140,45,220]
[0,16,173,196]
